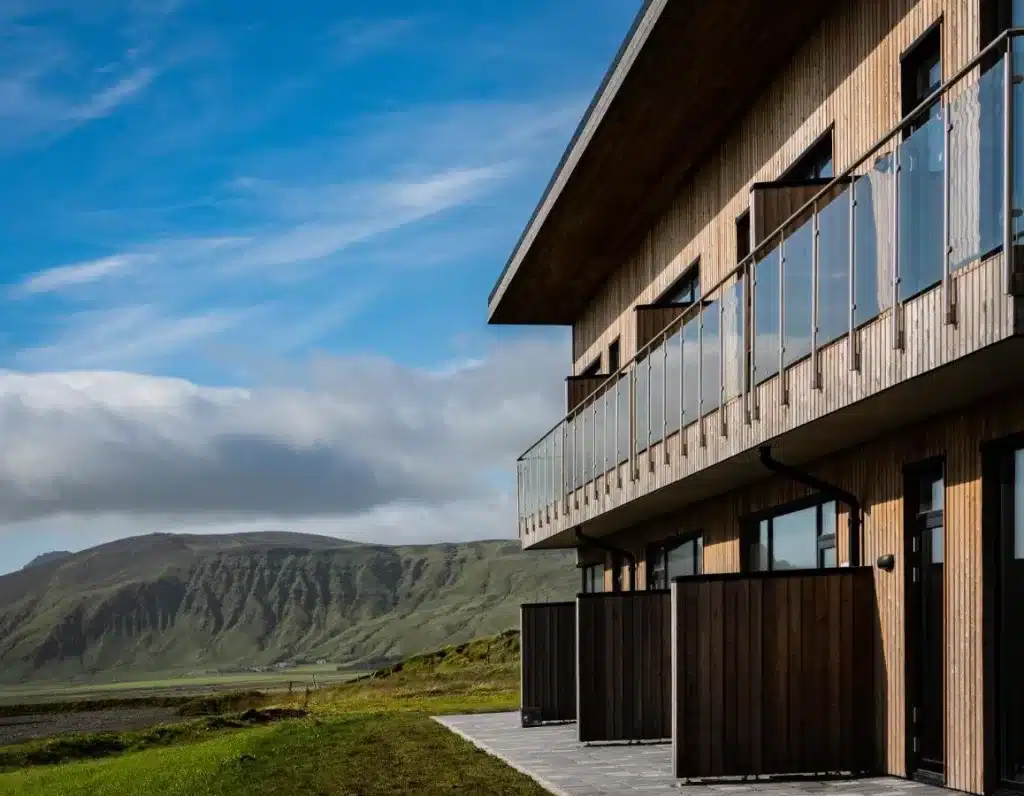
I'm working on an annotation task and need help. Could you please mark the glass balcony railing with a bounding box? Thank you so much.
[517,33,1024,529]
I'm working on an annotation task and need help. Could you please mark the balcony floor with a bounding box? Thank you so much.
[435,712,953,796]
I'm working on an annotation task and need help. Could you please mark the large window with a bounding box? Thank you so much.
[581,563,604,593]
[745,499,837,572]
[647,533,703,589]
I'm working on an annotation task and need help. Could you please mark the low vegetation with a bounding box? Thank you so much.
[0,630,544,796]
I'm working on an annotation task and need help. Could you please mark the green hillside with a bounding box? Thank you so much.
[0,533,576,684]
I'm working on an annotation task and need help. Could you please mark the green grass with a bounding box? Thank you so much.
[0,633,540,796]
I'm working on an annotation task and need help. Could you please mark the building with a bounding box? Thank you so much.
[490,1,1024,794]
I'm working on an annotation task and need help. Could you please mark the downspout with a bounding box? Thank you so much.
[575,528,637,591]
[758,445,862,567]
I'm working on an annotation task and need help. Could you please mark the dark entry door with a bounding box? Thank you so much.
[995,445,1024,787]
[906,460,945,783]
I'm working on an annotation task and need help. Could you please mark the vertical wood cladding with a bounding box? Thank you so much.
[576,591,672,742]
[603,392,1024,794]
[571,0,980,376]
[519,602,577,723]
[672,569,877,778]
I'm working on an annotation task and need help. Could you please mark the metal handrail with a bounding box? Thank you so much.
[517,27,1024,464]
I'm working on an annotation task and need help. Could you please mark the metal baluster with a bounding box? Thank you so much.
[604,389,610,493]
[942,99,955,324]
[614,375,620,486]
[779,232,788,405]
[719,289,727,436]
[744,263,753,423]
[678,320,686,454]
[1005,40,1015,296]
[698,304,706,447]
[849,178,859,371]
[560,423,566,515]
[750,258,758,421]
[592,396,598,500]
[892,146,903,349]
[811,201,821,389]
[572,414,579,509]
[662,336,669,464]
[646,350,653,472]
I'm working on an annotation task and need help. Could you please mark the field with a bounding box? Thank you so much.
[0,665,358,706]
[0,631,544,796]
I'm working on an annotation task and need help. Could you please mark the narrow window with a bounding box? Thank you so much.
[781,130,834,182]
[580,356,601,378]
[581,563,604,594]
[901,24,942,136]
[607,338,621,373]
[658,260,700,307]
[736,211,751,263]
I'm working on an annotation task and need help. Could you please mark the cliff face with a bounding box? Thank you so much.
[0,533,576,682]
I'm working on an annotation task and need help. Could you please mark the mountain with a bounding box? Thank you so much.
[21,551,73,570]
[0,532,577,684]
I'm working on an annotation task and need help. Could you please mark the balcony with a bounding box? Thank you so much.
[516,34,1024,549]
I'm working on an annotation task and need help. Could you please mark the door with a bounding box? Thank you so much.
[995,445,1024,788]
[906,460,945,783]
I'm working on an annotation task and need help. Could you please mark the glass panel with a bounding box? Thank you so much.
[682,314,700,425]
[665,330,682,436]
[852,154,895,327]
[817,189,852,346]
[821,501,837,539]
[950,57,1004,270]
[668,539,698,579]
[783,219,814,368]
[634,358,649,454]
[749,520,769,572]
[573,415,584,491]
[918,472,944,513]
[771,505,818,570]
[721,279,745,401]
[581,404,592,484]
[821,546,837,568]
[695,535,703,575]
[753,246,781,383]
[701,300,721,416]
[616,375,630,465]
[898,109,945,300]
[650,343,666,445]
[1015,43,1024,259]
[931,526,944,564]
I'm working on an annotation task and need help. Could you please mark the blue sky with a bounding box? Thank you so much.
[0,0,640,572]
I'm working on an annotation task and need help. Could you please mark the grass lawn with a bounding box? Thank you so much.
[0,639,546,796]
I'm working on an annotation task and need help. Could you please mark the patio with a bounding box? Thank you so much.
[434,712,956,796]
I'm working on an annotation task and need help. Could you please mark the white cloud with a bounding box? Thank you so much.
[0,335,568,532]
[14,254,144,296]
[64,67,155,121]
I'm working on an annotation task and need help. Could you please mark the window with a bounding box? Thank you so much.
[581,563,604,593]
[901,25,942,137]
[658,261,700,307]
[607,339,620,373]
[580,356,601,378]
[781,130,834,181]
[611,552,624,592]
[647,533,703,589]
[745,499,838,572]
[736,211,751,263]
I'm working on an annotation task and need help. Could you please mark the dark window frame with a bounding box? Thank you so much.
[742,494,838,573]
[900,20,943,138]
[581,563,604,594]
[656,259,701,308]
[779,126,835,182]
[735,210,751,264]
[580,355,602,378]
[647,531,703,590]
[607,338,621,373]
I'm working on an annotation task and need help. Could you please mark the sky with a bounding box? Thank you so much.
[0,0,641,573]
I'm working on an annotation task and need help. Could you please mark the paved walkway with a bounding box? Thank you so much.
[434,712,954,796]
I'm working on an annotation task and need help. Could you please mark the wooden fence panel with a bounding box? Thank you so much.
[672,568,877,779]
[520,602,576,725]
[577,591,671,742]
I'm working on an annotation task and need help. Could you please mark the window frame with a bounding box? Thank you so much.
[742,495,838,573]
[607,338,621,373]
[580,355,602,378]
[900,20,943,138]
[647,531,704,590]
[779,127,835,183]
[581,563,604,594]
[656,259,701,308]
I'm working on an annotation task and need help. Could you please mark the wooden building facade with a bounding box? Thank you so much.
[493,0,1024,793]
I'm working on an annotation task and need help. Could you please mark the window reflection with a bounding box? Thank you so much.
[747,500,838,572]
[1016,449,1024,559]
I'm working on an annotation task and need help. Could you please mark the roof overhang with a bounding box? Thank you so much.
[487,0,830,326]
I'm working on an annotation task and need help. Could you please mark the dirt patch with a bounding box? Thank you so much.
[0,707,182,746]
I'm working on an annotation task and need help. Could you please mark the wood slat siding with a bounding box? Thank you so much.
[634,304,688,352]
[594,392,1024,794]
[576,592,671,742]
[571,0,980,372]
[566,376,610,413]
[671,569,877,779]
[520,603,577,723]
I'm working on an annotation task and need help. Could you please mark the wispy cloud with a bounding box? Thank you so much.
[14,254,144,297]
[327,17,419,64]
[65,67,156,121]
